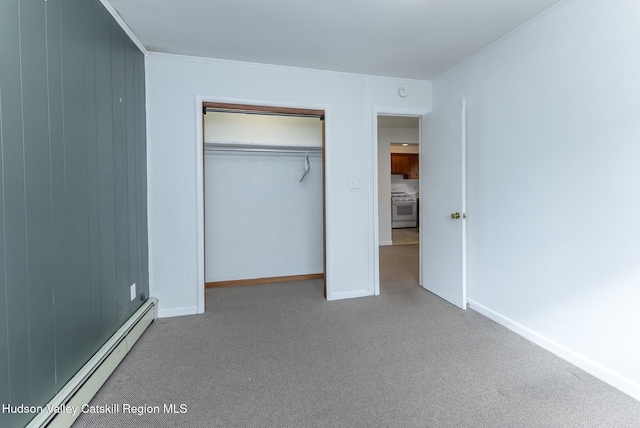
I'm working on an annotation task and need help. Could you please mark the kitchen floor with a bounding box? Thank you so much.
[392,227,419,245]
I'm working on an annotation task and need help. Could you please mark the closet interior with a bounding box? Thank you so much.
[203,105,325,293]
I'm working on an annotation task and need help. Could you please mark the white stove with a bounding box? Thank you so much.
[391,192,417,228]
[391,192,417,202]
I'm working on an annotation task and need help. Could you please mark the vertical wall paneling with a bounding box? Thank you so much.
[94,2,118,342]
[126,38,139,314]
[137,51,148,304]
[0,1,22,423]
[84,0,103,341]
[22,0,57,404]
[47,0,72,389]
[111,23,130,326]
[2,0,32,417]
[61,0,93,372]
[0,0,148,425]
[0,31,9,422]
[0,90,8,420]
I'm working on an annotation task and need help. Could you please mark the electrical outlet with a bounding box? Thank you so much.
[130,283,136,301]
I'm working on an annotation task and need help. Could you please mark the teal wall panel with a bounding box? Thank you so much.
[138,51,149,305]
[0,93,8,418]
[111,24,131,327]
[0,0,11,413]
[47,0,73,389]
[84,0,104,346]
[94,2,119,346]
[0,2,32,424]
[126,41,138,315]
[0,0,148,425]
[20,0,57,407]
[61,0,95,376]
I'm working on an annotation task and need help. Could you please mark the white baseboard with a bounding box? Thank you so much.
[327,289,371,301]
[467,298,640,401]
[379,241,393,246]
[158,305,199,318]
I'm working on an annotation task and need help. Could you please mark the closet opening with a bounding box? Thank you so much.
[201,102,326,307]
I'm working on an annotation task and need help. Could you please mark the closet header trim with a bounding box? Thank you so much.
[202,102,324,119]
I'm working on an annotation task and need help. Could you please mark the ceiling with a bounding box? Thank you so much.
[108,0,566,80]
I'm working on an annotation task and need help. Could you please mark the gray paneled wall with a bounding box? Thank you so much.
[0,0,148,426]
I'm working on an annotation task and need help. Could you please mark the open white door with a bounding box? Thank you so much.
[421,100,467,309]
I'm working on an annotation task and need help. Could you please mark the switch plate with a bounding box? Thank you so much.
[130,283,136,301]
[349,178,360,189]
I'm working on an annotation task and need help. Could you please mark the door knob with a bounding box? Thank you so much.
[450,212,461,219]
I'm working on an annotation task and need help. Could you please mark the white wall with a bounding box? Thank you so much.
[391,175,419,195]
[377,126,420,245]
[434,0,640,399]
[205,152,323,282]
[146,53,431,316]
[205,112,321,146]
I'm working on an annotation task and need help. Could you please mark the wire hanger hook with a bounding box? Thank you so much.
[299,150,310,182]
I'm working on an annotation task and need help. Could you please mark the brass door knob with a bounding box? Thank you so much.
[451,212,461,219]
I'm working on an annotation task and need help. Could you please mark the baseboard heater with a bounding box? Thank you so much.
[26,297,159,428]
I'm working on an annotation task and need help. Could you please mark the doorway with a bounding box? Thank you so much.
[376,114,422,292]
[201,102,327,309]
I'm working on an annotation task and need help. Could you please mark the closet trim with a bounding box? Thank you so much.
[201,101,327,302]
[203,102,324,119]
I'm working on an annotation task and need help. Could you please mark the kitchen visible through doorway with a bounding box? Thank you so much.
[377,114,421,287]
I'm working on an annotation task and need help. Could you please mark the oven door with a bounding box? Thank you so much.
[392,200,417,228]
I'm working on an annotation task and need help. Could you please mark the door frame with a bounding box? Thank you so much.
[194,96,329,313]
[371,107,429,295]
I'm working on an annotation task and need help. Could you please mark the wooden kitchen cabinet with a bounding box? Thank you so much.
[391,153,419,179]
[391,153,410,175]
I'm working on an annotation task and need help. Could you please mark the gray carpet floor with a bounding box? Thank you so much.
[73,244,640,427]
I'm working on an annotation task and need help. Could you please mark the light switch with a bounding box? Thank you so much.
[349,178,360,189]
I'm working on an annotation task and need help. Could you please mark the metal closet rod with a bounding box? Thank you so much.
[204,142,323,155]
[204,107,324,119]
